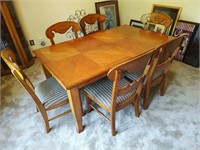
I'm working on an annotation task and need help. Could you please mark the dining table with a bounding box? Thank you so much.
[33,25,174,133]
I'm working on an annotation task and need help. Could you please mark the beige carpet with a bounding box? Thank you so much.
[0,59,200,150]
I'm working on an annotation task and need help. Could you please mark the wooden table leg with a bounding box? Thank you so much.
[67,87,84,133]
[42,64,52,79]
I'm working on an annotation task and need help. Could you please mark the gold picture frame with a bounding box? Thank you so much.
[152,4,182,35]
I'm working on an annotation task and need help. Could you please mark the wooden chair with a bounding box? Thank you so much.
[45,21,80,45]
[125,36,184,109]
[84,50,155,136]
[80,13,106,35]
[1,48,71,133]
[141,12,172,34]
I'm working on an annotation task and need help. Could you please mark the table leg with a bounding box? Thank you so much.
[42,64,52,79]
[67,87,84,133]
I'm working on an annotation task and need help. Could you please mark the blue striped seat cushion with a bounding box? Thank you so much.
[84,78,136,108]
[35,77,68,108]
[124,71,163,84]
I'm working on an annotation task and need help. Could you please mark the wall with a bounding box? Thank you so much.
[13,0,200,53]
[13,0,105,52]
[118,0,200,25]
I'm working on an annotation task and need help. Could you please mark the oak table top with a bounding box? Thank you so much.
[33,25,174,133]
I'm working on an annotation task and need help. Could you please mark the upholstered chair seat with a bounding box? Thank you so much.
[35,77,68,108]
[85,77,135,108]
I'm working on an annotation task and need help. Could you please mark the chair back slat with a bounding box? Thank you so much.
[1,48,39,102]
[108,50,154,81]
[1,48,71,133]
[147,36,184,83]
[80,13,106,35]
[46,21,80,45]
[149,12,171,28]
[117,75,145,96]
[108,50,155,105]
[155,58,171,72]
[141,12,172,34]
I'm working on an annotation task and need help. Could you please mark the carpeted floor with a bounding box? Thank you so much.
[0,59,200,150]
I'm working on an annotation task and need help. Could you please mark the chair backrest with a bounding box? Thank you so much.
[107,50,155,108]
[45,21,80,45]
[141,12,172,34]
[146,35,184,86]
[1,48,42,107]
[80,13,106,35]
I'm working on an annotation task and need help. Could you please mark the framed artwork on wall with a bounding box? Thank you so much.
[173,20,199,67]
[95,1,120,30]
[129,19,143,28]
[152,4,182,35]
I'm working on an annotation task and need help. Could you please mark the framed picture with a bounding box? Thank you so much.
[95,1,120,30]
[173,20,199,65]
[183,24,199,67]
[129,19,143,28]
[154,24,166,33]
[152,4,182,35]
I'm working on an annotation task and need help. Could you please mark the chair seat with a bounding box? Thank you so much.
[124,71,163,84]
[35,77,68,108]
[84,77,136,108]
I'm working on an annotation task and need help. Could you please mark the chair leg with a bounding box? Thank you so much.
[36,106,39,112]
[134,96,140,117]
[39,108,50,133]
[143,87,150,110]
[86,95,92,113]
[160,78,166,96]
[110,112,116,136]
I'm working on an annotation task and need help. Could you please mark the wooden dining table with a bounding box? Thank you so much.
[33,25,174,133]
